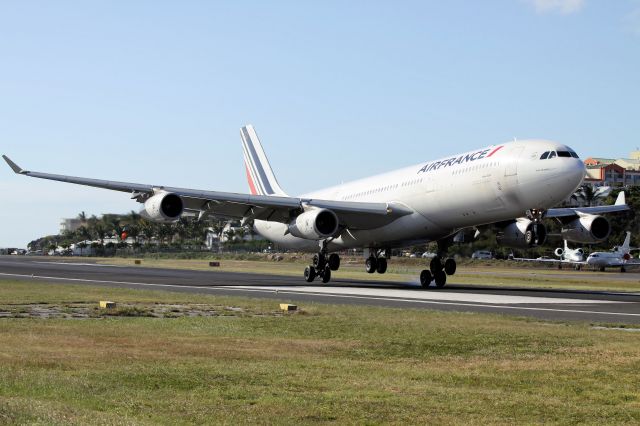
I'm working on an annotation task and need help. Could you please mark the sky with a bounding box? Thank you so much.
[1,0,639,247]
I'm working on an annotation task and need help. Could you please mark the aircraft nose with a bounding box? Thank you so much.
[571,158,587,185]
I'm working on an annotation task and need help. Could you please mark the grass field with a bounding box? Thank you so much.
[87,256,640,292]
[1,278,639,424]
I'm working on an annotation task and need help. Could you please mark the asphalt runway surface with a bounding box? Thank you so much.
[1,256,640,323]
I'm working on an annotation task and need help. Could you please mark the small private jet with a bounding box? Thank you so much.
[586,231,637,272]
[518,230,637,272]
[512,238,585,269]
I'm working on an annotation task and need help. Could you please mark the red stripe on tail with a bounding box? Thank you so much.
[245,163,258,195]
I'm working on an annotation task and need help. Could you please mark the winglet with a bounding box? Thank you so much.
[615,191,626,206]
[2,155,26,174]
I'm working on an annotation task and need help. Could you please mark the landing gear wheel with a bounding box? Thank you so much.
[376,258,388,274]
[430,256,442,274]
[365,257,377,274]
[444,258,457,276]
[420,270,432,288]
[304,265,316,282]
[621,266,626,273]
[321,265,332,283]
[524,230,534,246]
[328,253,340,271]
[434,270,447,288]
[599,266,605,272]
[313,253,326,269]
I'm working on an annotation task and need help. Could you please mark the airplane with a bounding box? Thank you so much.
[511,238,586,269]
[586,231,637,272]
[554,239,585,263]
[2,125,630,288]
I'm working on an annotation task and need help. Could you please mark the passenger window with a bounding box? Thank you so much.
[540,151,549,160]
[548,151,557,159]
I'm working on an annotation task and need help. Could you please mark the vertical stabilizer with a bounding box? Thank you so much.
[619,231,632,254]
[240,125,288,196]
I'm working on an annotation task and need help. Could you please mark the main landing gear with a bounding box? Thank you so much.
[304,242,340,283]
[420,239,457,289]
[419,256,456,288]
[365,250,388,274]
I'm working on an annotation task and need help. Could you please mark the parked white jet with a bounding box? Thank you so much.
[554,240,585,263]
[3,125,630,287]
[511,238,585,268]
[586,231,635,272]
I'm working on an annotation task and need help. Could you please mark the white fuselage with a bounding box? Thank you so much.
[557,249,585,263]
[254,140,586,252]
[586,252,628,268]
[555,241,585,262]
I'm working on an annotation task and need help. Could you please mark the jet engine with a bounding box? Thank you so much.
[496,218,547,249]
[288,208,339,240]
[143,192,184,223]
[561,214,610,243]
[554,247,564,257]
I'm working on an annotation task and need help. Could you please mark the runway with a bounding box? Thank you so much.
[1,256,640,323]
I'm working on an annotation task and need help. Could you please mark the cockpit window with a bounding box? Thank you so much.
[557,151,571,157]
[548,151,557,159]
[540,151,550,160]
[569,151,579,158]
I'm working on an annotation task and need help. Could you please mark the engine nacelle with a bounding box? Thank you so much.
[554,247,564,257]
[288,208,339,240]
[496,218,547,249]
[143,192,184,223]
[561,214,610,244]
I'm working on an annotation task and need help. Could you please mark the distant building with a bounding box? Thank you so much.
[584,151,640,187]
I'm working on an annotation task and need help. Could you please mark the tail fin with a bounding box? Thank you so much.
[240,125,288,196]
[620,231,631,253]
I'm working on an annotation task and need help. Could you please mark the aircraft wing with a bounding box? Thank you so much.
[2,155,413,230]
[545,191,629,218]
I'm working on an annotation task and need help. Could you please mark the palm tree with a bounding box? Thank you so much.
[572,184,597,207]
[140,219,156,246]
[102,215,123,242]
[92,222,107,247]
[77,226,92,244]
[77,241,88,256]
[157,224,174,245]
[125,210,141,225]
[175,218,190,246]
[77,211,87,224]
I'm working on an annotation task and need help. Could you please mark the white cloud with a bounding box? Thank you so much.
[527,0,585,15]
